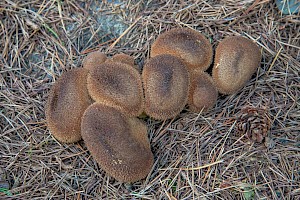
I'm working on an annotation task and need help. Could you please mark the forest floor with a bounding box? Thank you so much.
[0,0,299,199]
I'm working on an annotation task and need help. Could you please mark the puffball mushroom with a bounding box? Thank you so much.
[188,71,218,112]
[110,53,135,66]
[45,68,92,143]
[108,53,139,71]
[142,54,190,120]
[87,61,144,117]
[151,28,213,71]
[82,51,107,71]
[212,36,261,95]
[81,103,154,183]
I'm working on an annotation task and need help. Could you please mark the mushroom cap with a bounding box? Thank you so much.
[81,103,154,183]
[150,28,213,71]
[212,36,261,94]
[188,71,218,112]
[142,54,190,120]
[45,68,92,143]
[87,61,144,116]
[82,51,107,71]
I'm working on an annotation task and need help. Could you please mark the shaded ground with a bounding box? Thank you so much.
[0,0,299,199]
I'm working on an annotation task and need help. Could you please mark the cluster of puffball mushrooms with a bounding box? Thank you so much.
[45,28,261,183]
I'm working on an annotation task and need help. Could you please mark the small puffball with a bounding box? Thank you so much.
[151,28,213,71]
[110,53,135,66]
[45,68,92,143]
[81,103,154,183]
[87,62,144,117]
[212,36,261,95]
[188,71,218,112]
[107,53,140,71]
[142,54,190,120]
[83,51,107,71]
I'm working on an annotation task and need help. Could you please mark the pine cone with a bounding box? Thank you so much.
[236,106,271,143]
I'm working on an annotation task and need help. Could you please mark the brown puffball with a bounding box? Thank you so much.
[142,54,190,120]
[87,62,144,116]
[81,103,154,183]
[212,36,261,94]
[111,53,135,66]
[151,28,213,71]
[45,68,92,143]
[188,71,218,112]
[107,53,139,71]
[83,51,107,71]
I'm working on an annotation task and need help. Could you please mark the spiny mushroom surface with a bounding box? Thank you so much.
[87,61,144,116]
[81,103,154,183]
[188,71,218,112]
[150,28,213,71]
[110,53,135,66]
[107,53,139,71]
[83,51,107,71]
[45,68,92,143]
[212,36,261,95]
[142,54,190,120]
